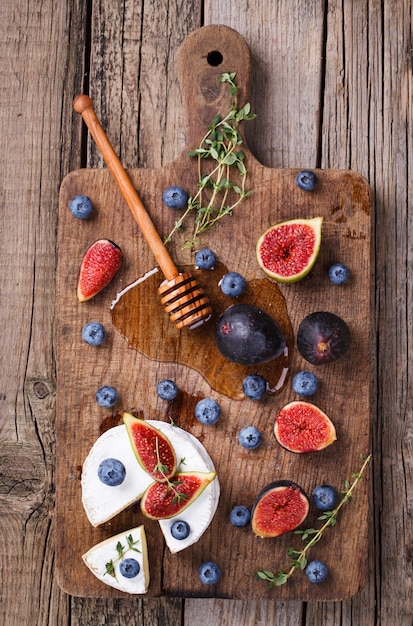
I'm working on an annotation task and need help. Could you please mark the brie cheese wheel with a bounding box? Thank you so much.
[82,420,220,553]
[82,525,149,594]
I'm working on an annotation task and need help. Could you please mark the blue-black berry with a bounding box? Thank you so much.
[238,425,262,449]
[328,263,350,285]
[97,458,126,486]
[69,194,93,219]
[219,272,246,297]
[162,186,188,209]
[242,374,267,400]
[292,371,318,397]
[81,321,106,346]
[170,520,190,540]
[195,248,216,270]
[157,379,178,401]
[194,398,221,425]
[229,505,251,527]
[198,561,221,585]
[312,484,339,511]
[305,560,328,583]
[119,558,140,578]
[296,170,317,191]
[95,385,119,408]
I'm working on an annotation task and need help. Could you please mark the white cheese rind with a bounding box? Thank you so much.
[82,420,220,553]
[81,425,153,526]
[147,421,220,554]
[82,525,150,594]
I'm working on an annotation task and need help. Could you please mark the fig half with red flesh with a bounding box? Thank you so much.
[123,413,177,482]
[251,480,309,538]
[297,311,351,365]
[140,471,216,520]
[77,238,123,302]
[274,400,337,453]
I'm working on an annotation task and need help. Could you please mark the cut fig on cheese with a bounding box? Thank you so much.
[82,525,150,594]
[81,420,220,553]
[123,413,177,482]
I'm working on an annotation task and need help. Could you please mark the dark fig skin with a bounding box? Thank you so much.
[214,304,286,366]
[297,311,351,365]
[251,480,310,538]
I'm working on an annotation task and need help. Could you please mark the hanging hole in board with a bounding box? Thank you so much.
[207,50,223,66]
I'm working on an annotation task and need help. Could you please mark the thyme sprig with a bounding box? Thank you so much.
[153,437,189,506]
[165,72,256,250]
[255,453,372,588]
[104,533,141,580]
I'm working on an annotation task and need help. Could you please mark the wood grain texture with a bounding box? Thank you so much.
[1,0,412,624]
[56,23,371,602]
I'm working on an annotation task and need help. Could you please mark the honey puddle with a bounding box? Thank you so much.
[111,262,294,400]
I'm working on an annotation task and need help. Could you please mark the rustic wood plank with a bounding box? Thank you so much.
[1,0,412,623]
[0,0,80,624]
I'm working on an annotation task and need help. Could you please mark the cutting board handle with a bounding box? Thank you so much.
[177,25,252,149]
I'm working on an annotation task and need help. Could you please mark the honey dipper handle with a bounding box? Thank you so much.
[73,94,178,282]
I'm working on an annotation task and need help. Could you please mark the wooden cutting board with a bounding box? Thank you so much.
[55,24,371,601]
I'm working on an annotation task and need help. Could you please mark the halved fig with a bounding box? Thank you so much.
[256,217,322,283]
[251,480,309,538]
[141,471,216,520]
[123,413,177,482]
[77,238,123,302]
[274,401,337,453]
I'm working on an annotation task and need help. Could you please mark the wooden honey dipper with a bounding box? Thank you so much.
[73,95,212,330]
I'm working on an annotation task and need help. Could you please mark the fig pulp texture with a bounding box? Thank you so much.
[256,217,322,283]
[140,471,216,520]
[214,303,286,366]
[77,239,123,302]
[251,480,309,538]
[297,311,351,365]
[123,413,177,482]
[274,401,337,453]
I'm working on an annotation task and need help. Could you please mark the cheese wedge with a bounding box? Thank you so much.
[82,525,149,594]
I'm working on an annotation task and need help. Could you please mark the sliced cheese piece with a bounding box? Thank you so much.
[82,420,220,552]
[81,425,153,526]
[82,525,149,594]
[148,421,220,553]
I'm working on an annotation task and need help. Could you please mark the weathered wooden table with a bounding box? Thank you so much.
[1,1,411,624]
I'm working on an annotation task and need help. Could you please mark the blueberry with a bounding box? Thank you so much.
[238,425,262,449]
[328,263,350,285]
[81,321,106,346]
[305,560,328,583]
[95,385,119,408]
[195,248,216,270]
[198,561,221,585]
[162,186,188,209]
[194,398,221,425]
[170,520,190,540]
[119,558,140,579]
[69,194,93,219]
[292,371,318,397]
[219,272,246,297]
[296,170,317,191]
[242,374,267,400]
[312,484,339,511]
[97,458,126,486]
[229,505,251,527]
[157,379,178,401]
